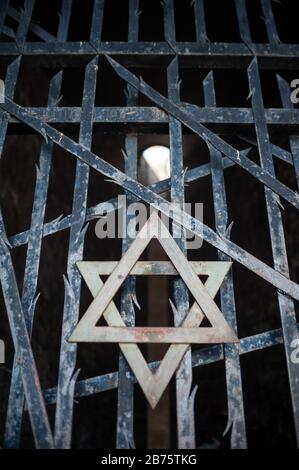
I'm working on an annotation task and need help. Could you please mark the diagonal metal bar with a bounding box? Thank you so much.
[0,238,54,448]
[1,98,299,302]
[6,138,294,252]
[54,57,98,449]
[240,135,293,166]
[248,58,299,446]
[105,56,299,212]
[7,158,236,251]
[261,0,280,44]
[116,0,139,450]
[42,324,299,405]
[7,6,57,42]
[204,71,247,448]
[6,158,234,250]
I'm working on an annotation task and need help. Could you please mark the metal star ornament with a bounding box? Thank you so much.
[69,212,238,408]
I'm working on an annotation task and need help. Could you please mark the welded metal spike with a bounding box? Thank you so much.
[2,26,15,39]
[225,221,234,239]
[131,292,141,311]
[121,148,128,161]
[35,163,41,179]
[272,193,285,211]
[75,222,89,247]
[54,95,63,106]
[188,385,198,411]
[247,87,255,100]
[223,406,234,436]
[28,292,41,321]
[169,298,179,320]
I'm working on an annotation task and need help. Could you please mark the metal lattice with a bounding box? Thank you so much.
[0,0,299,449]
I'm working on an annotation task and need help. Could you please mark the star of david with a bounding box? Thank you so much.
[69,212,238,408]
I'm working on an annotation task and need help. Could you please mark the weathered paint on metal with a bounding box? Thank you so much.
[54,54,98,449]
[165,0,196,448]
[248,59,299,446]
[203,70,247,449]
[116,0,139,449]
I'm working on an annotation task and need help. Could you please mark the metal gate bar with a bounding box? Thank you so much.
[164,0,195,449]
[204,71,247,448]
[116,0,139,449]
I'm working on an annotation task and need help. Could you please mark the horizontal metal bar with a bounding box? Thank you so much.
[1,42,299,68]
[41,325,296,406]
[68,326,239,344]
[6,107,299,128]
[77,261,229,276]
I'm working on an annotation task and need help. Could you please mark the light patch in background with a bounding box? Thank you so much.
[142,145,170,183]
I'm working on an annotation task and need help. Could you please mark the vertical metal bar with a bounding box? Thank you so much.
[0,0,9,35]
[15,0,35,51]
[116,0,139,449]
[248,59,299,447]
[90,0,105,48]
[193,0,208,43]
[164,0,195,449]
[56,0,72,42]
[54,56,98,448]
[277,75,299,190]
[54,1,96,444]
[261,0,280,44]
[235,0,252,44]
[203,71,247,449]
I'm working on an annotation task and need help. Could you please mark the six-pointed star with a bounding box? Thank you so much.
[69,212,238,408]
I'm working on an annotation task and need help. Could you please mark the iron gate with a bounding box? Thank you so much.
[0,0,299,449]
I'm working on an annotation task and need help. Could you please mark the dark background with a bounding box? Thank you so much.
[0,0,299,448]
